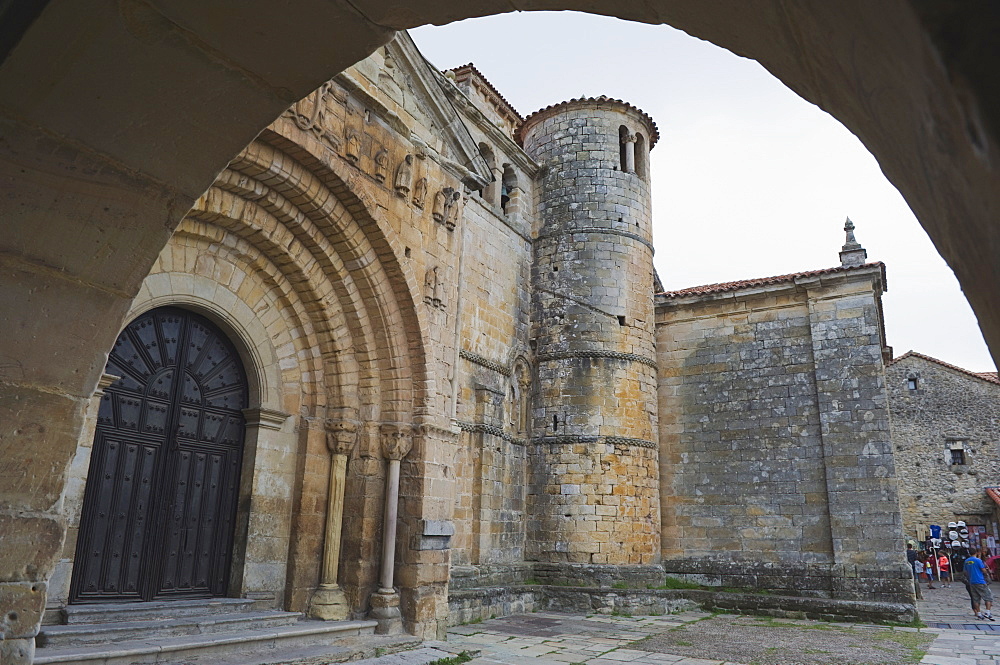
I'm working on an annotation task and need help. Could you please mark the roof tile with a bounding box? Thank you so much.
[657,262,885,299]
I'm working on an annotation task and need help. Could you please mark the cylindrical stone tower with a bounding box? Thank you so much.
[519,97,660,574]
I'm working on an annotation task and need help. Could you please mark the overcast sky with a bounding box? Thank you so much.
[411,11,996,373]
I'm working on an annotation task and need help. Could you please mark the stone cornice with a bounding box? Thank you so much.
[459,349,511,376]
[534,226,654,252]
[456,420,527,446]
[536,350,657,370]
[532,434,657,450]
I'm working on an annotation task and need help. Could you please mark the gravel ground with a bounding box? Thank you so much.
[630,615,934,665]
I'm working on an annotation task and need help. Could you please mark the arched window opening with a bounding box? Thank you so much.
[618,125,630,172]
[479,142,500,206]
[635,132,648,180]
[619,125,637,174]
[501,164,520,216]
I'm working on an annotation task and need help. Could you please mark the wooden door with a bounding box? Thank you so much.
[70,307,248,603]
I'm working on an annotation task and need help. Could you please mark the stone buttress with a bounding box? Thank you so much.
[518,98,661,581]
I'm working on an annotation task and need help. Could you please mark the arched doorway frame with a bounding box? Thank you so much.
[67,305,255,604]
[51,282,294,612]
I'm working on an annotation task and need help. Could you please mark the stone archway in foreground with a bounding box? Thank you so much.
[1,2,997,661]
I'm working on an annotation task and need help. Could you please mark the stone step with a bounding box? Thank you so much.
[181,635,425,665]
[61,598,257,625]
[32,619,379,665]
[37,610,301,648]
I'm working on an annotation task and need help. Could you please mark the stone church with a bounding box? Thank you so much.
[23,31,917,662]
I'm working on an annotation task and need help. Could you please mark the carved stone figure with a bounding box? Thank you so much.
[380,424,413,461]
[424,266,442,308]
[291,86,323,133]
[444,190,462,231]
[412,177,428,209]
[394,155,413,197]
[345,130,361,164]
[286,82,341,153]
[325,420,359,456]
[374,149,389,183]
[432,188,449,223]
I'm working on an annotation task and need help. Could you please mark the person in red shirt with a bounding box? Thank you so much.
[938,554,951,588]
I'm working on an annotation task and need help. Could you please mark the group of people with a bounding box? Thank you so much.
[907,543,994,620]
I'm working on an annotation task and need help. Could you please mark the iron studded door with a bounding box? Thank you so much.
[71,307,248,603]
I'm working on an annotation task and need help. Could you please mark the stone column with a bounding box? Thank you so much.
[368,424,411,635]
[308,420,358,620]
[622,132,637,173]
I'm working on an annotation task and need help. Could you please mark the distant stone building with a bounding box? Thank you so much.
[886,351,1000,542]
[36,31,918,662]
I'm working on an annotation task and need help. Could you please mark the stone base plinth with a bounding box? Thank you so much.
[369,590,403,635]
[308,584,349,621]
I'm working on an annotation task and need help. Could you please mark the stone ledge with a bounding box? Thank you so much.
[448,585,916,625]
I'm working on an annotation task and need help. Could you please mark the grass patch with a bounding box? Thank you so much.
[871,628,935,662]
[427,651,475,665]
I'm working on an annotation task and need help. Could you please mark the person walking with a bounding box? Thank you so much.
[964,547,994,620]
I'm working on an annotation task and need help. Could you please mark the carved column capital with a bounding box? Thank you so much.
[380,424,413,461]
[325,420,359,456]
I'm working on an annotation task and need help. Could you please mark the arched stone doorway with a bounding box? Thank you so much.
[70,307,249,603]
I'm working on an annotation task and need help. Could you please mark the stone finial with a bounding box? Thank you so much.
[325,420,359,456]
[839,217,868,267]
[380,424,413,461]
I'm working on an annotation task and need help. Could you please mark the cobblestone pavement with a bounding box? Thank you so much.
[915,580,1000,663]
[289,583,1000,665]
[426,611,932,665]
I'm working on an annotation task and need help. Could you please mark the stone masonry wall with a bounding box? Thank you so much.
[656,267,912,603]
[657,287,832,565]
[887,354,1000,538]
[520,100,660,570]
